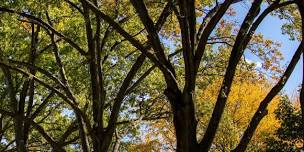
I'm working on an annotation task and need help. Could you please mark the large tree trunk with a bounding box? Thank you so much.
[100,135,113,152]
[92,134,112,152]
[15,115,26,152]
[51,146,66,152]
[166,89,199,152]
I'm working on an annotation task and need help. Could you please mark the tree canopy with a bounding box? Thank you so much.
[0,0,303,151]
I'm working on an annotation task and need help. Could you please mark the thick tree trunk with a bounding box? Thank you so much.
[166,89,199,152]
[100,135,113,152]
[15,115,26,152]
[91,134,112,152]
[51,146,66,152]
[173,107,199,152]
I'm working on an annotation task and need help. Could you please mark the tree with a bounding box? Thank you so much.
[266,96,304,151]
[132,68,281,151]
[0,0,303,151]
[197,77,280,151]
[0,7,84,151]
[81,0,304,151]
[0,0,173,151]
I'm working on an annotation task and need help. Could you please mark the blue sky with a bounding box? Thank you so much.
[234,2,303,98]
[257,15,302,97]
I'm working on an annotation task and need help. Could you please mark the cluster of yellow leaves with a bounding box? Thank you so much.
[196,77,280,150]
[127,120,176,152]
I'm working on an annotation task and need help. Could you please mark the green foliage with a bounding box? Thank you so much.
[266,96,304,151]
[0,0,302,151]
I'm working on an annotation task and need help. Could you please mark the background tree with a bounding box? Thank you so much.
[266,96,304,151]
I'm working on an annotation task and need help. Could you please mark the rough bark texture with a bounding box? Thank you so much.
[165,88,199,152]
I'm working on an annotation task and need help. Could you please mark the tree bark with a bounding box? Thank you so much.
[165,88,199,152]
[15,115,26,152]
[200,1,262,150]
[51,146,66,152]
